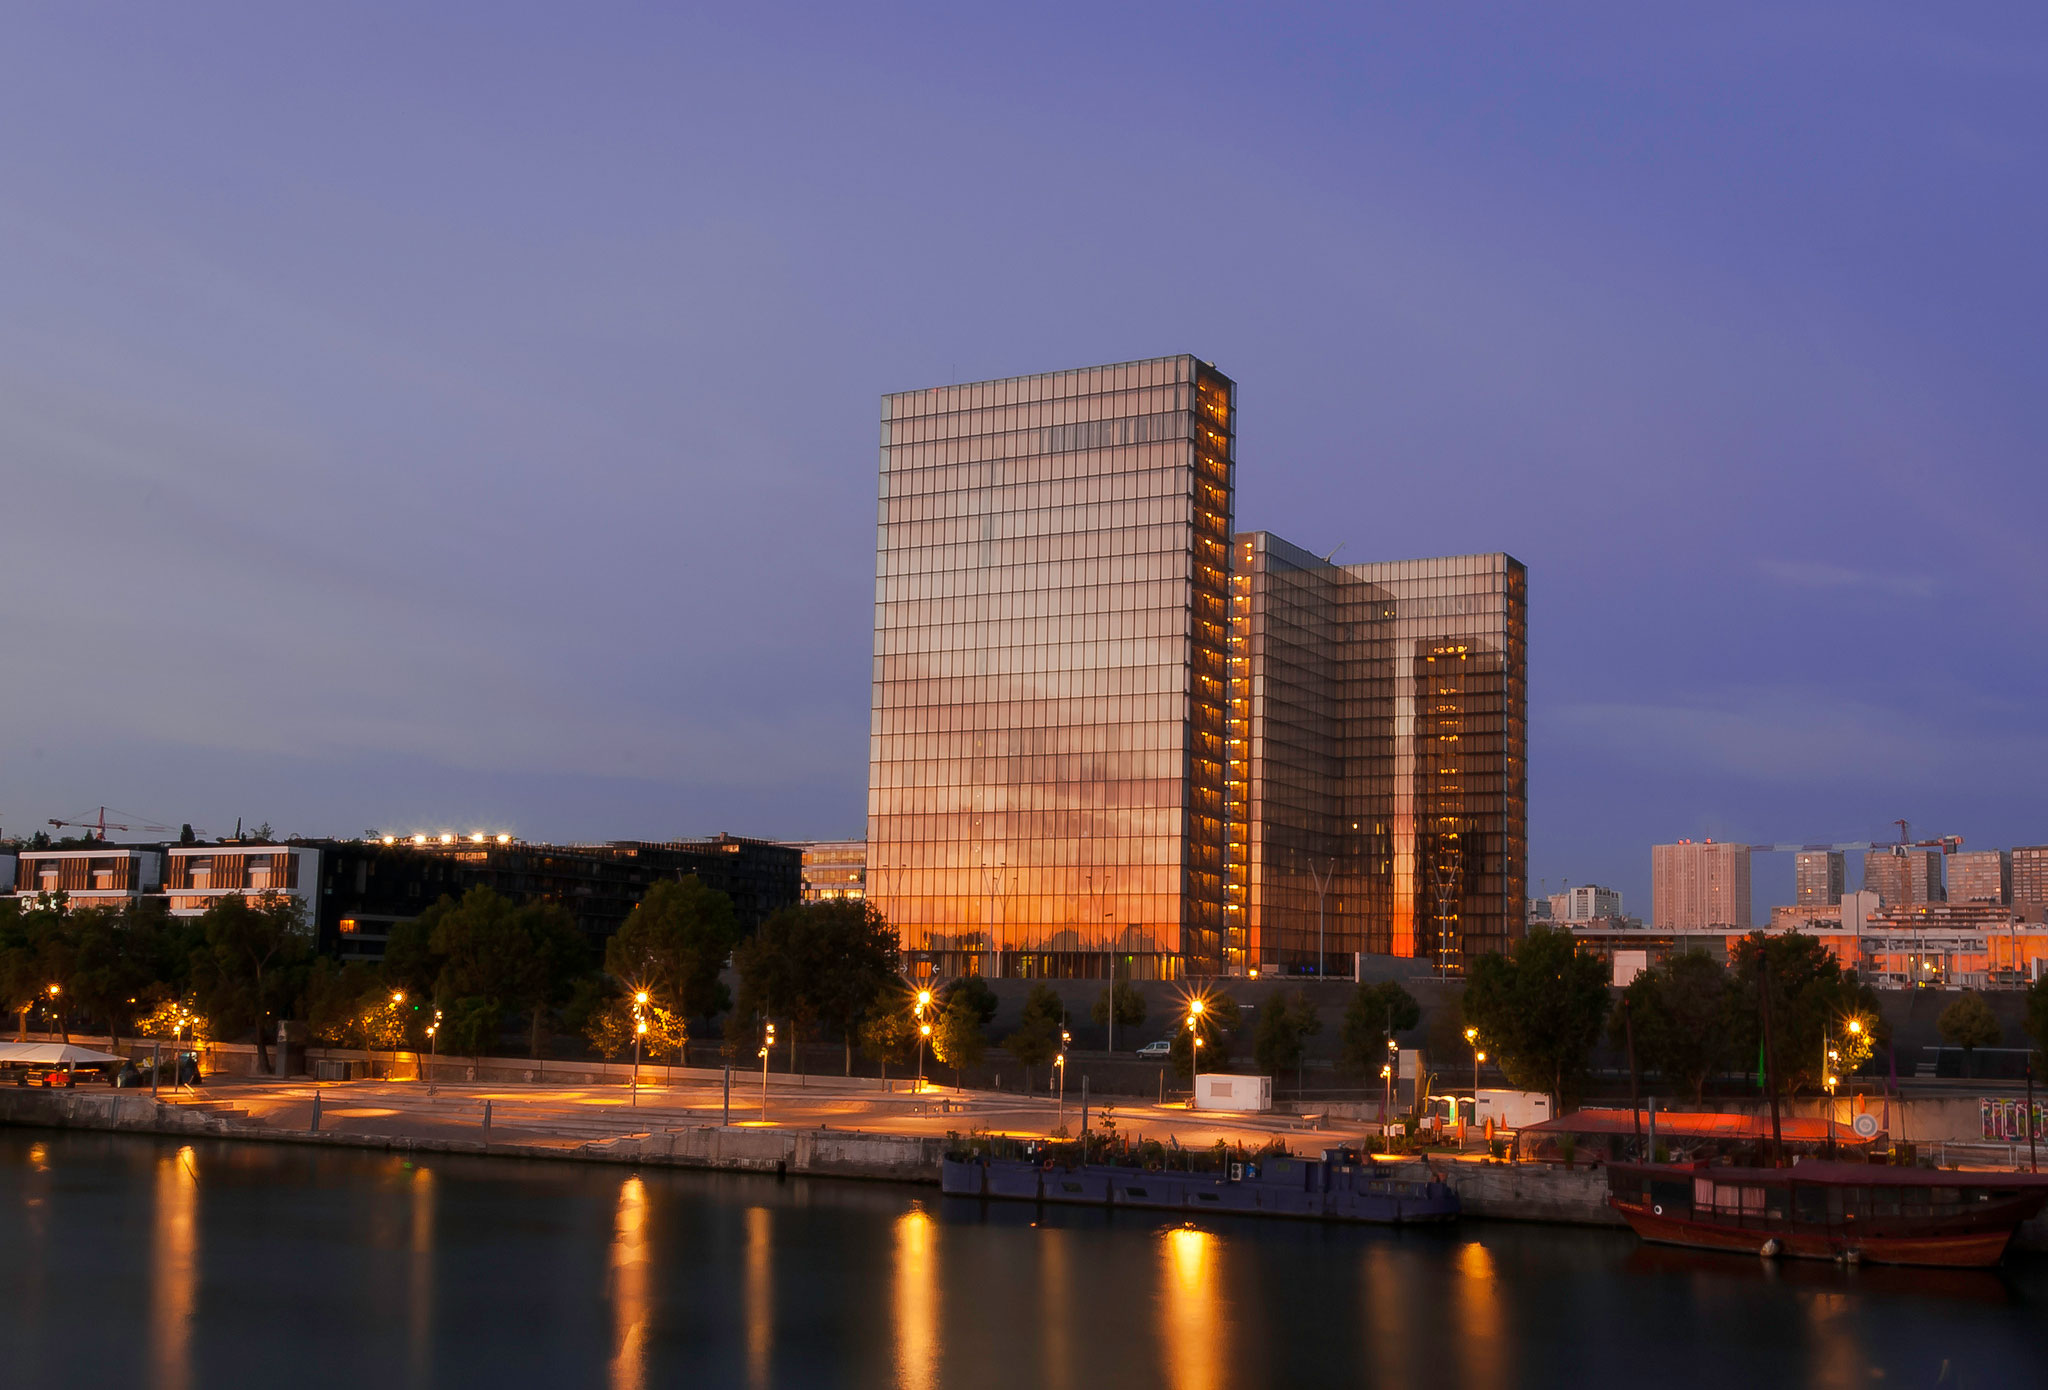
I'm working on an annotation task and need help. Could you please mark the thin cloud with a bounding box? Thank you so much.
[1757,559,1935,600]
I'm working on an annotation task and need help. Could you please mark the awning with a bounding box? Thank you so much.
[1520,1108,1871,1144]
[0,1042,128,1066]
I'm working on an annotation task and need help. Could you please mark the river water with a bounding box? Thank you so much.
[2,1129,2042,1388]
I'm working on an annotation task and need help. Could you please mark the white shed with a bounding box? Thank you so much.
[1193,1073,1273,1112]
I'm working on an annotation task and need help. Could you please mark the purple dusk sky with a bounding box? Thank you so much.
[3,6,2043,914]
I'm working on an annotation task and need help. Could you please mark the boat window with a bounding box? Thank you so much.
[1650,1180,1691,1212]
[1125,1187,1148,1199]
[1871,1189,1901,1217]
[1197,1192,1220,1202]
[1694,1179,1715,1209]
[1794,1187,1828,1223]
[1931,1187,1961,1207]
[1763,1187,1787,1221]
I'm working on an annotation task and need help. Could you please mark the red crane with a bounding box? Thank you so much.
[46,807,172,842]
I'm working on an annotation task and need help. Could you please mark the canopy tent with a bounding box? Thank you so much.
[1515,1107,1878,1162]
[0,1041,127,1066]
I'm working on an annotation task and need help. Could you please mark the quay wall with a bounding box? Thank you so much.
[0,1089,944,1183]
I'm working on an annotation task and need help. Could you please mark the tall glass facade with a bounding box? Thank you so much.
[868,356,1234,980]
[1225,536,1528,974]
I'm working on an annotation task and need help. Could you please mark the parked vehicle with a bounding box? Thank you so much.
[1136,1039,1172,1058]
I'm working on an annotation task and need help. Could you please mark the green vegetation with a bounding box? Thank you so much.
[1725,931,1881,1099]
[1614,950,1735,1103]
[1004,983,1066,1089]
[1461,924,1610,1113]
[1340,979,1420,1077]
[1091,980,1146,1033]
[1938,992,2001,1074]
[1169,990,1241,1081]
[1252,989,1322,1091]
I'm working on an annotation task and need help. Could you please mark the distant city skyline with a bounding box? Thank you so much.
[4,10,2044,926]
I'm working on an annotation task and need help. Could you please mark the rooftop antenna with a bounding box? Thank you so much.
[1320,542,1347,564]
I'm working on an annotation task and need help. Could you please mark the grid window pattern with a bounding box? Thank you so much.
[868,356,1234,979]
[1226,537,1528,973]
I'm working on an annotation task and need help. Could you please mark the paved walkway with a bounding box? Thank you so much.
[161,1072,1366,1155]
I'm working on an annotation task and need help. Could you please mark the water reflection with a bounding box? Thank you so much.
[894,1206,937,1390]
[1454,1240,1503,1390]
[610,1176,648,1390]
[745,1205,772,1390]
[152,1145,199,1390]
[1040,1227,1073,1390]
[408,1166,435,1389]
[1160,1226,1224,1390]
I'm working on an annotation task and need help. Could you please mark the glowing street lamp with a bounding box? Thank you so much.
[760,1020,776,1119]
[917,1020,932,1090]
[1054,1051,1067,1135]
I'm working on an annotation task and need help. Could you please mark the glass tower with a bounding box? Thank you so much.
[1225,536,1528,975]
[868,355,1234,980]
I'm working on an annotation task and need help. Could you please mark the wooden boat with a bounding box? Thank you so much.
[943,1146,1460,1225]
[1608,1160,2048,1268]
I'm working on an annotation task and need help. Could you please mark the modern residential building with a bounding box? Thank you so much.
[10,847,163,904]
[797,839,867,903]
[165,844,321,921]
[1948,849,2011,905]
[1550,884,1621,922]
[2013,846,2048,908]
[1794,850,1845,906]
[867,356,1235,980]
[1650,840,1752,930]
[1223,534,1527,976]
[1862,848,1944,905]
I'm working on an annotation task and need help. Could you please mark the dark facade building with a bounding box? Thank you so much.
[1224,535,1528,975]
[314,834,800,961]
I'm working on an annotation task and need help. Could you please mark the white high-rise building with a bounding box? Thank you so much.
[1651,841,1751,930]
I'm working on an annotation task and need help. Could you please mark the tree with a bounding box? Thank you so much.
[427,888,587,1058]
[1253,989,1323,1093]
[930,994,986,1084]
[68,902,169,1053]
[1006,984,1066,1090]
[2028,974,2048,1071]
[1938,992,2002,1076]
[1726,932,1882,1100]
[859,995,919,1080]
[442,996,503,1057]
[1169,990,1243,1081]
[603,877,739,1024]
[584,996,687,1063]
[193,891,311,1071]
[804,901,901,1074]
[1615,950,1735,1103]
[1460,925,1611,1113]
[1341,979,1421,1078]
[1091,980,1146,1036]
[940,975,999,1029]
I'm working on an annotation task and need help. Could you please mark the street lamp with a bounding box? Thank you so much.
[1381,1062,1395,1139]
[45,983,60,1039]
[1054,1051,1067,1135]
[760,1020,776,1119]
[913,989,934,1090]
[633,1019,648,1107]
[425,1009,441,1093]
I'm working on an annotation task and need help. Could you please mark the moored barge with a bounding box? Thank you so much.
[1608,1160,2048,1268]
[943,1146,1459,1225]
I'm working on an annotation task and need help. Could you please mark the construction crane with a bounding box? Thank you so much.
[1742,823,1962,857]
[46,807,172,841]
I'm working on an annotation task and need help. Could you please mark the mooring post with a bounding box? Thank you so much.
[482,1099,492,1148]
[310,1089,322,1134]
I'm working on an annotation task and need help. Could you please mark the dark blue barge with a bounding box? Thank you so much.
[941,1146,1460,1225]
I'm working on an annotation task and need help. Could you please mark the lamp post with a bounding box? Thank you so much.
[426,1010,441,1094]
[760,1020,775,1120]
[632,991,650,1105]
[1186,999,1206,1095]
[1464,1026,1483,1144]
[1381,1063,1394,1131]
[45,983,60,1041]
[913,989,933,1090]
[1054,1051,1066,1135]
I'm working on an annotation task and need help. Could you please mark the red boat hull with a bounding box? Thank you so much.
[1614,1201,2014,1269]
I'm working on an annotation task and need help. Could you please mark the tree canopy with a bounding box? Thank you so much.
[1460,925,1610,1111]
[603,877,738,1022]
[1340,979,1420,1078]
[1614,949,1735,1102]
[1725,931,1881,1099]
[1252,989,1322,1089]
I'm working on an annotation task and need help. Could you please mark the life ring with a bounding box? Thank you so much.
[1652,1204,1663,1216]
